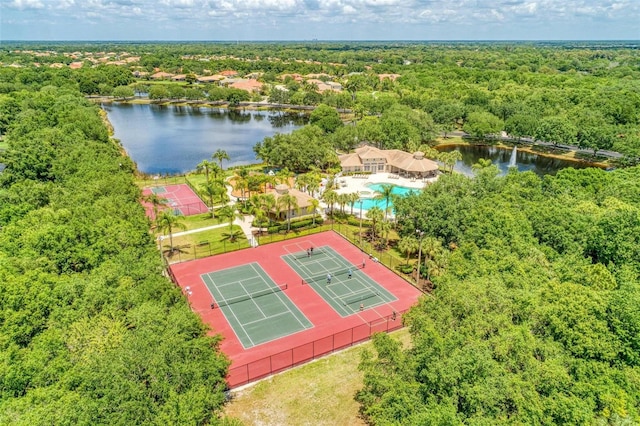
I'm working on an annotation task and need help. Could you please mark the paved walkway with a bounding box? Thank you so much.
[160,179,259,247]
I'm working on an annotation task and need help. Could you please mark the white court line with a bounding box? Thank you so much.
[248,263,311,330]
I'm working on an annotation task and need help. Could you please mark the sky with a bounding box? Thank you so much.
[1,0,639,41]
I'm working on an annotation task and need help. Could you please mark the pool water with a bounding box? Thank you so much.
[357,184,419,211]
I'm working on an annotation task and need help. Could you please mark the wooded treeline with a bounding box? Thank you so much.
[1,41,639,160]
[0,86,230,424]
[358,165,640,424]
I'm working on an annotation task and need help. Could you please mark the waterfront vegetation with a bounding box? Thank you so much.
[1,41,640,424]
[0,86,230,424]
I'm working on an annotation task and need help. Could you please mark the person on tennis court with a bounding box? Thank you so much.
[348,268,352,279]
[310,246,314,255]
[327,273,332,284]
[307,249,310,258]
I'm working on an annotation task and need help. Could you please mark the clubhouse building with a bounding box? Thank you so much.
[338,145,439,178]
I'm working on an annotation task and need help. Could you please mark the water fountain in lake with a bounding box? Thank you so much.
[508,146,517,168]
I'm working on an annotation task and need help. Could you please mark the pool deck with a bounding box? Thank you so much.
[326,172,439,216]
[334,172,436,195]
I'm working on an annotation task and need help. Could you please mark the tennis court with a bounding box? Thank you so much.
[282,244,397,317]
[141,183,209,218]
[202,263,313,349]
[170,231,423,388]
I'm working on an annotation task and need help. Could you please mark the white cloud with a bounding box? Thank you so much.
[6,0,44,10]
[1,0,638,39]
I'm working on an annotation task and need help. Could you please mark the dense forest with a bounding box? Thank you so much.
[1,41,640,424]
[1,41,639,161]
[358,166,640,424]
[0,87,230,423]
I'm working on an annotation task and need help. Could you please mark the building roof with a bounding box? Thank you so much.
[341,145,439,173]
[197,75,224,82]
[338,153,363,167]
[151,72,174,79]
[229,79,263,92]
[266,185,314,209]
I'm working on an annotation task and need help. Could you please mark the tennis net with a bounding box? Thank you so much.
[341,290,380,305]
[211,283,287,308]
[300,264,363,285]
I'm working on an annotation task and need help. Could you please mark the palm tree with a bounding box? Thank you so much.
[221,228,245,244]
[196,159,215,182]
[277,193,299,232]
[143,193,168,225]
[200,180,226,218]
[439,150,462,174]
[261,194,276,226]
[398,235,419,264]
[366,206,384,245]
[276,168,294,186]
[156,210,186,254]
[377,220,393,249]
[322,189,338,216]
[347,192,360,216]
[295,173,310,193]
[212,149,230,170]
[374,184,396,221]
[337,193,349,214]
[217,205,243,230]
[309,198,320,225]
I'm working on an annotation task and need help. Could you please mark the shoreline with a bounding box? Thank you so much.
[433,138,611,169]
[96,98,613,176]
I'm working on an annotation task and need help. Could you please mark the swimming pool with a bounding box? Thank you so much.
[357,183,420,212]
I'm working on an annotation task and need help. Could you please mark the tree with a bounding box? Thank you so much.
[277,193,299,232]
[374,184,396,221]
[366,206,384,245]
[221,228,245,244]
[398,235,419,264]
[143,192,168,225]
[309,104,343,133]
[348,192,360,216]
[322,189,338,216]
[217,205,243,229]
[196,159,216,183]
[577,125,615,156]
[112,85,134,100]
[438,150,462,174]
[156,210,186,253]
[463,111,504,138]
[309,198,320,225]
[212,149,230,170]
[200,180,226,218]
[148,84,170,100]
[534,116,577,146]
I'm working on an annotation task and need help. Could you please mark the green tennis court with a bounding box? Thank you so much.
[201,263,312,349]
[151,186,167,194]
[282,246,397,317]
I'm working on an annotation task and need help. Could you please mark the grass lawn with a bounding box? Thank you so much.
[161,224,250,262]
[223,328,411,426]
[0,140,7,150]
[134,174,187,188]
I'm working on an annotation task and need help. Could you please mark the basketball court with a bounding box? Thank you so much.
[141,183,209,219]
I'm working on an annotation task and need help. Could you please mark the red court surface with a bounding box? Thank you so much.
[142,183,209,219]
[169,231,423,388]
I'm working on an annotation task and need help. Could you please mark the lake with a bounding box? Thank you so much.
[437,144,595,176]
[102,103,306,175]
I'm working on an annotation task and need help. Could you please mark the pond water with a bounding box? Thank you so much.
[102,103,306,175]
[437,144,595,176]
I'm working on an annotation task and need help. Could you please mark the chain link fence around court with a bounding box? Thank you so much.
[227,308,407,389]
